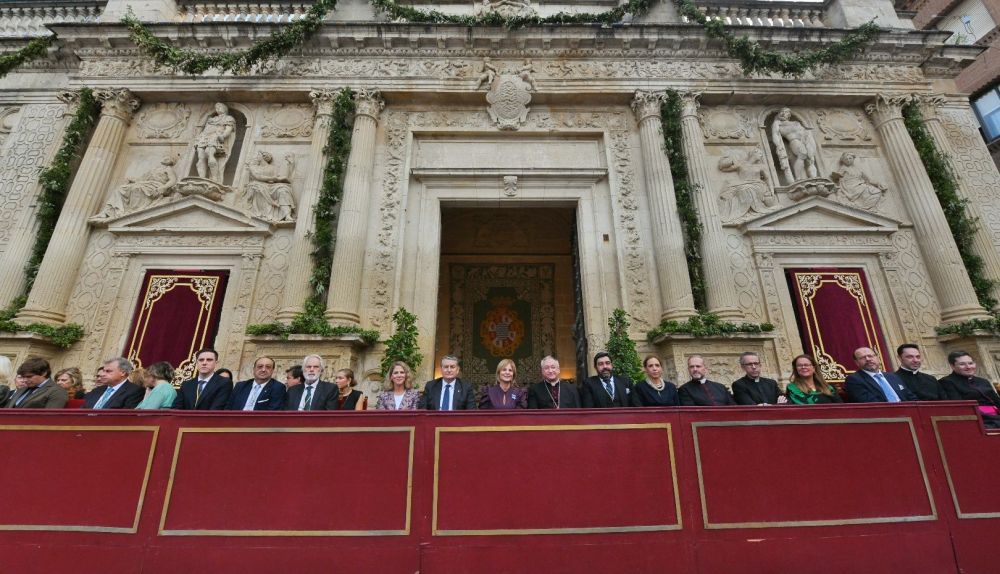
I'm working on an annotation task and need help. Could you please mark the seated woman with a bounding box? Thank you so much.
[631,355,679,407]
[54,367,85,400]
[215,368,234,381]
[786,355,842,405]
[137,362,178,410]
[329,368,366,411]
[375,361,421,410]
[479,358,527,409]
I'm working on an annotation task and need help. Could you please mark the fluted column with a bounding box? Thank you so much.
[325,89,384,325]
[677,92,743,320]
[17,89,140,326]
[913,94,1000,311]
[275,90,338,322]
[631,90,697,321]
[865,94,990,323]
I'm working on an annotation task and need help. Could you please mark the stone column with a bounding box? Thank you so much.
[275,89,338,322]
[913,94,1000,311]
[17,89,140,326]
[325,89,384,325]
[865,94,990,323]
[630,90,697,321]
[677,92,743,320]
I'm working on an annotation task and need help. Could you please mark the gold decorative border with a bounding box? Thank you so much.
[432,423,681,536]
[692,418,937,529]
[158,426,415,536]
[931,415,1000,519]
[0,425,159,534]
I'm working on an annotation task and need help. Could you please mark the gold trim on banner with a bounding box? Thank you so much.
[158,427,415,536]
[931,415,1000,520]
[692,418,937,529]
[432,423,682,536]
[0,425,159,533]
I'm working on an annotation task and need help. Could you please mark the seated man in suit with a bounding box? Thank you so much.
[939,350,1000,428]
[4,357,68,409]
[678,355,736,406]
[894,343,945,401]
[528,355,581,409]
[580,351,632,408]
[845,346,917,403]
[732,351,784,405]
[228,356,286,411]
[173,348,233,410]
[83,357,144,409]
[285,354,335,411]
[419,355,476,410]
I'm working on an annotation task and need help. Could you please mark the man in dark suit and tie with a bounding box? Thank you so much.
[4,357,68,409]
[419,355,476,410]
[173,348,233,410]
[580,351,632,408]
[894,344,945,401]
[228,356,286,411]
[679,355,736,406]
[528,355,581,409]
[732,351,784,405]
[845,346,917,403]
[284,354,335,411]
[83,357,144,409]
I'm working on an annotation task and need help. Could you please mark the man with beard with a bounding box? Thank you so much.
[580,352,632,408]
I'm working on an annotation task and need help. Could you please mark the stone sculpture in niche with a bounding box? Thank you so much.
[768,107,836,200]
[480,58,535,130]
[243,150,296,222]
[717,147,778,223]
[193,103,236,183]
[97,155,178,218]
[830,152,886,210]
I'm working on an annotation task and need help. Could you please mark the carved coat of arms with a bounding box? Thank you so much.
[479,59,536,130]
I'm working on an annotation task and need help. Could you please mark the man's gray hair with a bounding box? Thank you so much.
[441,355,460,365]
[540,355,559,368]
[104,357,134,375]
[302,354,325,370]
[739,351,760,365]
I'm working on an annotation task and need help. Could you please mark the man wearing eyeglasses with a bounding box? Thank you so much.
[732,351,784,406]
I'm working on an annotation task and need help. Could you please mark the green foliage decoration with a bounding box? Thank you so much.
[934,317,1000,338]
[647,312,775,341]
[660,90,706,311]
[0,36,52,79]
[246,89,364,341]
[370,0,653,28]
[0,297,85,349]
[123,0,336,75]
[380,308,423,377]
[606,308,645,383]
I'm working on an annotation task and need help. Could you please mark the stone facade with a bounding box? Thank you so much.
[2,0,1000,398]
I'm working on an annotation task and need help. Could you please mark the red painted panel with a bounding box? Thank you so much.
[934,418,1000,515]
[0,544,145,574]
[0,427,155,530]
[141,545,419,574]
[434,425,678,532]
[160,428,412,533]
[695,419,934,525]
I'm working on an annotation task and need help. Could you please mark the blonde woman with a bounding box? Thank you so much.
[375,361,420,410]
[55,367,85,399]
[479,358,527,409]
[329,368,366,410]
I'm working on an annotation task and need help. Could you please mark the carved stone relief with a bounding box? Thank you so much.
[60,230,120,376]
[0,106,20,150]
[726,232,766,322]
[815,109,872,143]
[479,58,536,130]
[768,108,836,200]
[242,150,296,222]
[476,0,537,19]
[250,230,293,324]
[260,104,313,139]
[717,147,777,223]
[829,151,887,211]
[97,155,179,219]
[701,107,754,141]
[938,106,1000,245]
[134,103,191,140]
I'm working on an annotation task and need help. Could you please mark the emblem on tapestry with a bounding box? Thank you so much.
[478,58,536,130]
[480,296,526,358]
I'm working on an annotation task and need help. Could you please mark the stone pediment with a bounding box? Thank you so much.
[97,195,272,235]
[739,197,901,235]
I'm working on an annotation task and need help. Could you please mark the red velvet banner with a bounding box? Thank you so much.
[123,270,228,381]
[786,268,892,384]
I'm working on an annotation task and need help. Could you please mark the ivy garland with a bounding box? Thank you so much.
[647,312,774,341]
[123,0,335,75]
[246,88,378,344]
[902,103,1000,336]
[0,88,99,347]
[606,308,644,384]
[379,308,423,377]
[0,36,52,79]
[369,0,653,28]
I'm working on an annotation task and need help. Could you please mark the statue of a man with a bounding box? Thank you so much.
[244,151,295,221]
[771,107,818,183]
[99,155,177,218]
[194,102,236,183]
[831,152,886,210]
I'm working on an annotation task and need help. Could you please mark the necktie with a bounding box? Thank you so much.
[196,380,207,404]
[303,384,314,411]
[245,384,263,411]
[14,387,36,407]
[442,383,452,411]
[602,378,614,400]
[94,386,116,409]
[873,373,900,402]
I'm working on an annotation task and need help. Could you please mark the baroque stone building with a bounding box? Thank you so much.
[2,0,1000,399]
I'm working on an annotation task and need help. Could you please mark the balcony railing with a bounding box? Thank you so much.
[175,1,315,23]
[0,0,104,38]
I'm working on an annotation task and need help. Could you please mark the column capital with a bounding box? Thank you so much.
[678,91,701,119]
[95,88,140,121]
[630,90,666,122]
[353,88,385,121]
[309,89,340,117]
[56,90,81,116]
[910,93,947,121]
[864,93,910,125]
